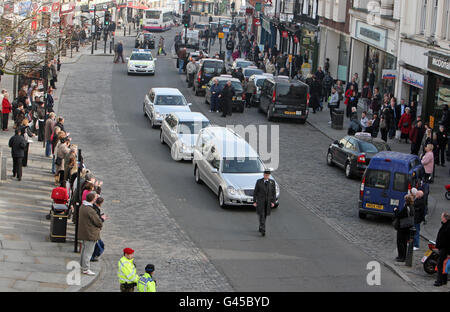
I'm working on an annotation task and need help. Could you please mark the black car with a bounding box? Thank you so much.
[326,133,391,179]
[135,32,155,49]
[193,58,226,96]
[204,75,245,113]
[259,76,309,123]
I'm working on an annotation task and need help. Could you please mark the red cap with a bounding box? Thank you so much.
[123,248,134,255]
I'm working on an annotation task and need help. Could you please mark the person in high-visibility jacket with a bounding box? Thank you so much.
[137,264,157,292]
[117,247,140,292]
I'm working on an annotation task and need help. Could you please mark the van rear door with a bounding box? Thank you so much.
[389,171,408,214]
[275,83,308,114]
[362,169,391,215]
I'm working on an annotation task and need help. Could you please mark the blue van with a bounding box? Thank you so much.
[358,151,424,219]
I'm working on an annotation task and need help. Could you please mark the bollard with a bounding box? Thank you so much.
[124,26,126,37]
[1,154,6,181]
[129,25,131,36]
[405,226,416,267]
[110,40,112,54]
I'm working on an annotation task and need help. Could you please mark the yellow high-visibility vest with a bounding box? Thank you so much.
[137,273,156,292]
[117,256,139,284]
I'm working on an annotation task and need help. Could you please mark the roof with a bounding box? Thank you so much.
[201,58,223,63]
[151,88,184,96]
[371,151,419,163]
[171,112,209,122]
[132,48,152,53]
[202,127,259,158]
[214,76,241,83]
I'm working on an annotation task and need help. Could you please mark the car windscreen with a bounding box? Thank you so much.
[237,61,252,68]
[203,62,223,74]
[195,24,207,29]
[155,95,186,105]
[276,84,307,105]
[365,169,390,190]
[255,78,266,88]
[178,121,210,135]
[393,172,408,192]
[143,34,153,40]
[130,53,153,61]
[358,141,379,153]
[372,141,390,152]
[222,157,265,174]
[218,81,243,92]
[244,69,263,77]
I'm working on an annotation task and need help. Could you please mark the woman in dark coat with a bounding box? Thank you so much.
[393,195,415,262]
[309,75,321,114]
[220,81,235,117]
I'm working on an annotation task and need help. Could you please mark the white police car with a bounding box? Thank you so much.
[127,49,156,75]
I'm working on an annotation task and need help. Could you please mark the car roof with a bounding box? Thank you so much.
[370,152,420,169]
[152,88,183,96]
[201,58,223,63]
[235,58,252,63]
[201,127,259,158]
[170,112,209,122]
[215,76,241,83]
[132,48,152,54]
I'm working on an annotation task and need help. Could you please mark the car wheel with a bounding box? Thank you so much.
[326,151,334,166]
[159,130,165,144]
[171,144,182,161]
[218,188,226,209]
[194,166,202,184]
[345,161,353,179]
[358,211,367,219]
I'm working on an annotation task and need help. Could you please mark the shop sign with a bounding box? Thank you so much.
[402,68,424,89]
[429,116,435,129]
[382,69,397,80]
[282,31,288,38]
[428,52,450,77]
[355,21,387,51]
[255,3,262,12]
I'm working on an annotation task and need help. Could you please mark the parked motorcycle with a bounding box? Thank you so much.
[421,241,439,274]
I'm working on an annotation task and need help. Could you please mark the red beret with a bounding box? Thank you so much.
[123,248,134,255]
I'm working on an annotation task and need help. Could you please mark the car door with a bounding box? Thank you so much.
[147,92,155,118]
[144,90,153,117]
[259,80,269,112]
[206,148,221,193]
[161,115,171,142]
[344,137,359,168]
[168,117,179,148]
[333,137,348,167]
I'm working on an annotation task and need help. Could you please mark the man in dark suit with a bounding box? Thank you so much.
[253,170,277,237]
[8,128,26,181]
[219,81,235,117]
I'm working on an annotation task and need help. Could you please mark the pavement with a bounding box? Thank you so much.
[0,26,447,292]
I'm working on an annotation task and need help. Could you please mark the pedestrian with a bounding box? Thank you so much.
[115,41,125,63]
[360,111,369,132]
[379,114,388,142]
[436,125,448,167]
[36,101,45,142]
[367,112,380,138]
[2,92,11,131]
[225,37,235,63]
[322,72,334,107]
[44,112,56,158]
[219,81,234,117]
[210,78,221,113]
[348,107,361,135]
[421,144,434,183]
[78,192,102,276]
[344,85,356,118]
[309,75,322,114]
[409,120,425,155]
[252,169,276,237]
[19,119,34,167]
[49,60,58,89]
[398,107,412,143]
[8,128,26,181]
[433,212,450,287]
[186,58,196,88]
[137,264,157,292]
[327,87,339,124]
[370,87,381,115]
[390,97,399,139]
[334,80,344,109]
[157,37,166,56]
[55,133,70,186]
[46,87,55,113]
[412,189,425,250]
[177,47,187,74]
[118,248,140,292]
[393,194,415,262]
[91,197,107,262]
[361,81,371,112]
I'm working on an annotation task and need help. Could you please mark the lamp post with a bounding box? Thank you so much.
[74,149,83,253]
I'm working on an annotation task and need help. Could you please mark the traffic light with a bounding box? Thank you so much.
[104,12,110,26]
[231,2,235,11]
[182,14,190,28]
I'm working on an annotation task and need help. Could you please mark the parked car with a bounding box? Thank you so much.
[135,31,155,49]
[359,151,424,219]
[143,88,192,128]
[193,126,280,208]
[259,76,309,123]
[246,73,273,106]
[327,132,391,179]
[160,112,210,161]
[193,58,226,96]
[204,75,245,113]
[231,58,255,71]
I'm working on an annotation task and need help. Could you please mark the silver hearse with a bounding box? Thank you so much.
[160,111,210,161]
[192,126,280,208]
[143,88,192,128]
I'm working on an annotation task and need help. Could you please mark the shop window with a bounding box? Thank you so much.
[435,77,450,110]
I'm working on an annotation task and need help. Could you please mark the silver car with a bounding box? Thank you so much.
[192,126,280,208]
[160,112,210,161]
[143,88,192,128]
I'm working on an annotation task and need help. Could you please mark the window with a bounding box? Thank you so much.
[222,157,265,174]
[345,138,358,151]
[178,121,210,135]
[130,53,153,61]
[358,141,379,153]
[431,0,438,36]
[365,169,390,190]
[276,84,308,105]
[419,0,427,35]
[145,10,161,19]
[393,173,408,192]
[218,80,243,92]
[155,95,187,106]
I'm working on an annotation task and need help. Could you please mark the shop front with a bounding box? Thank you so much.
[298,26,319,74]
[260,15,276,49]
[350,20,397,94]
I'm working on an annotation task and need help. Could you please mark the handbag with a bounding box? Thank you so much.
[55,157,62,166]
[399,206,414,229]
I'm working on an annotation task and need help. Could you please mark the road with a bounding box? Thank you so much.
[101,27,415,291]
